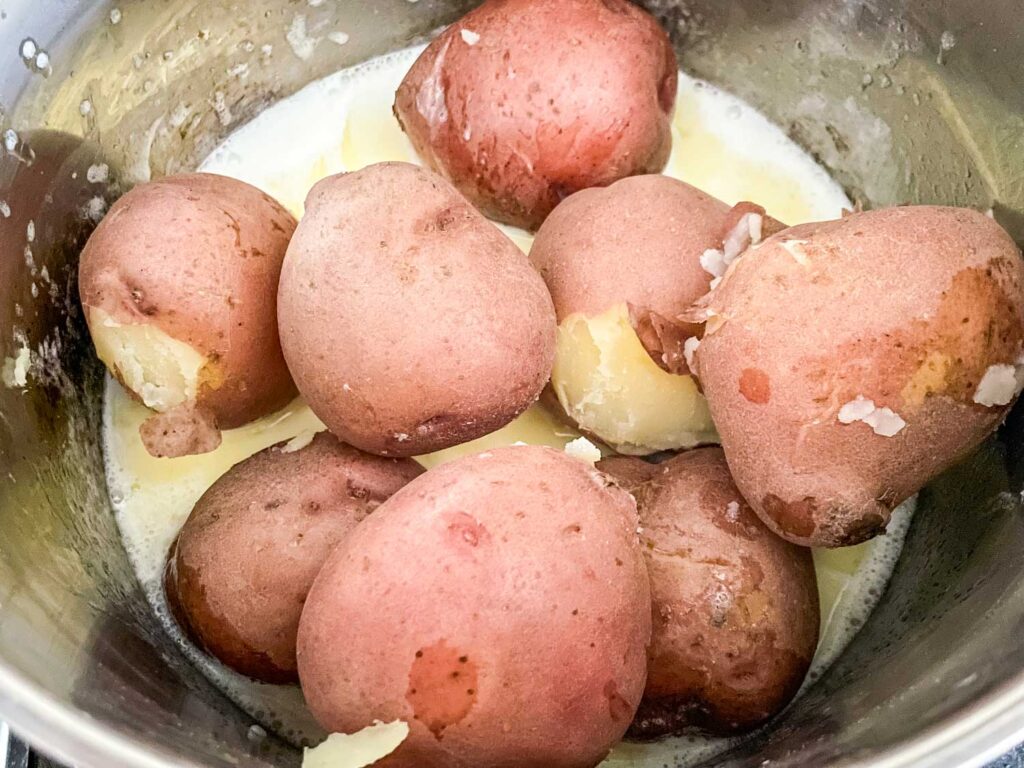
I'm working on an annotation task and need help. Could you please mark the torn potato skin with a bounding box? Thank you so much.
[394,0,678,230]
[600,449,819,738]
[694,206,1024,547]
[530,175,781,373]
[531,175,778,453]
[79,173,299,457]
[297,446,651,768]
[139,402,221,458]
[165,432,423,683]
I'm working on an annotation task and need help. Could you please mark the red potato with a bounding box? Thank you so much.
[79,173,298,457]
[394,0,678,230]
[277,162,556,457]
[297,446,651,768]
[529,175,783,454]
[165,432,423,683]
[531,176,782,335]
[692,206,1024,547]
[599,450,819,736]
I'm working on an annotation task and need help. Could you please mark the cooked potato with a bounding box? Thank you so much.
[599,449,819,736]
[297,445,651,767]
[79,173,297,458]
[277,162,556,457]
[165,431,423,683]
[693,206,1024,547]
[394,0,678,230]
[531,176,782,454]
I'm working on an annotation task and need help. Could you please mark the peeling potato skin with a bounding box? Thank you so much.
[394,0,677,230]
[139,402,221,458]
[600,449,819,737]
[530,175,732,321]
[165,432,423,683]
[277,163,556,457]
[695,206,1024,547]
[79,173,298,428]
[595,455,659,494]
[296,446,651,768]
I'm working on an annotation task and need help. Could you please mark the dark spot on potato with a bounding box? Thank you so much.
[345,479,388,505]
[406,640,478,739]
[222,209,242,249]
[603,680,634,722]
[445,511,491,549]
[739,368,771,404]
[838,512,886,544]
[761,494,817,538]
[414,413,460,441]
[563,523,582,535]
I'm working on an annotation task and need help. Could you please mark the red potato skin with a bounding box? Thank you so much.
[599,450,819,736]
[79,173,298,428]
[277,163,556,457]
[165,432,423,683]
[296,446,651,768]
[695,206,1024,547]
[394,0,679,230]
[530,176,732,320]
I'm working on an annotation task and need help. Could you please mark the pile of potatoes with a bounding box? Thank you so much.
[78,0,1024,765]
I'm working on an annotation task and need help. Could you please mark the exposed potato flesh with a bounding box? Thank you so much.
[552,304,716,454]
[88,306,207,412]
[303,721,410,768]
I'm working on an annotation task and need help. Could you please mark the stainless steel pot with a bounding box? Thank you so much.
[2,1,1024,766]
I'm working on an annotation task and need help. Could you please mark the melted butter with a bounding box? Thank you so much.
[665,82,849,225]
[104,43,910,762]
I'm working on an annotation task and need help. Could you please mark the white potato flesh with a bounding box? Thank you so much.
[552,303,717,454]
[88,306,206,412]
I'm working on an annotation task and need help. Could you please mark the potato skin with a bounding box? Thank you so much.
[277,162,556,457]
[599,449,819,736]
[394,0,678,230]
[296,446,651,768]
[79,173,298,428]
[531,175,732,320]
[695,206,1024,547]
[165,432,423,683]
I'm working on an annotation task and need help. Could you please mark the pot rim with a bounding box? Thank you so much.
[2,656,1024,768]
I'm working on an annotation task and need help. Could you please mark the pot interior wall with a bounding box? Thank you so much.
[1,2,1023,767]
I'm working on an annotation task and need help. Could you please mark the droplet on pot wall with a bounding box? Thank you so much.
[18,38,38,63]
[937,30,957,64]
[87,164,110,183]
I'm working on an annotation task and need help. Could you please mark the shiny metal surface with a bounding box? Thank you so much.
[1,1,1023,767]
